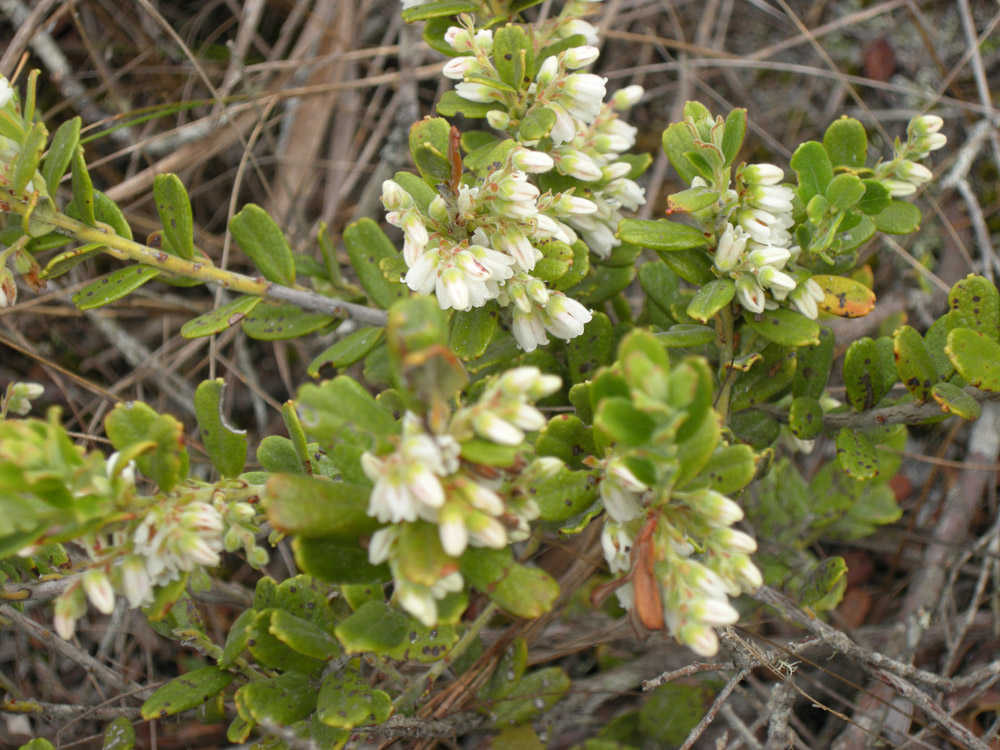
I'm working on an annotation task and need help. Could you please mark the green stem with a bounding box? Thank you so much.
[714,305,736,423]
[393,601,498,713]
[0,190,388,327]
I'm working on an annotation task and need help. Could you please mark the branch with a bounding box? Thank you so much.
[755,386,1000,430]
[0,604,147,697]
[1,191,389,327]
[750,585,957,691]
[1,698,142,722]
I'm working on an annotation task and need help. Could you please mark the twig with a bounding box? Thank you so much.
[678,666,751,750]
[0,604,146,698]
[1,698,142,722]
[721,702,764,750]
[0,192,389,327]
[356,711,482,740]
[764,680,797,750]
[751,586,957,691]
[756,387,1000,431]
[876,669,993,750]
[642,661,735,691]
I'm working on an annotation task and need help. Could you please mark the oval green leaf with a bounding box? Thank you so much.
[72,265,160,310]
[229,204,295,285]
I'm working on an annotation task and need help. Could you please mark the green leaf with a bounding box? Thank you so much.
[141,666,234,719]
[401,0,477,21]
[247,610,326,674]
[745,307,820,347]
[894,325,938,402]
[551,239,590,291]
[193,379,247,478]
[721,108,746,166]
[535,414,594,470]
[435,90,498,118]
[296,375,398,441]
[595,397,656,447]
[526,464,598,523]
[240,302,337,341]
[343,218,408,309]
[825,173,866,210]
[293,536,389,584]
[393,170,438,210]
[566,312,614,384]
[480,638,528,702]
[409,117,453,185]
[857,180,890,215]
[843,337,886,411]
[730,345,796,412]
[617,218,708,252]
[567,263,635,306]
[265,476,377,539]
[105,402,189,492]
[449,302,499,361]
[316,668,392,729]
[102,716,137,750]
[489,666,570,727]
[654,248,714,284]
[40,242,105,279]
[219,608,255,669]
[838,213,877,252]
[948,274,1000,340]
[518,106,557,142]
[595,241,641,268]
[667,186,720,213]
[308,327,385,377]
[256,435,304,474]
[835,428,879,480]
[386,616,459,661]
[810,274,876,318]
[12,122,46,195]
[235,670,317,726]
[268,609,341,660]
[661,121,700,184]
[798,556,848,610]
[180,295,262,338]
[229,204,296,285]
[947,328,1000,392]
[42,117,81,197]
[931,381,981,420]
[788,396,824,440]
[792,325,834,399]
[701,443,758,494]
[460,547,559,619]
[790,141,834,204]
[72,265,160,310]
[68,147,96,225]
[686,279,734,323]
[153,173,196,260]
[334,601,408,655]
[873,199,921,234]
[656,324,715,348]
[823,117,868,168]
[494,25,534,91]
[639,259,679,313]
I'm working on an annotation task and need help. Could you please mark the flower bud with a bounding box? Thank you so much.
[122,555,153,608]
[897,160,933,184]
[909,114,943,136]
[913,133,947,153]
[247,546,269,567]
[564,45,600,69]
[536,56,560,88]
[735,276,766,314]
[602,161,632,180]
[742,163,784,186]
[714,225,747,273]
[883,179,916,197]
[442,56,475,80]
[757,265,797,292]
[612,84,644,109]
[0,77,12,109]
[512,148,555,174]
[486,109,511,130]
[83,569,116,615]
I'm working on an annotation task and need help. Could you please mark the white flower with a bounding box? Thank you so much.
[543,293,592,340]
[560,18,599,46]
[746,184,794,214]
[536,56,560,87]
[604,178,645,210]
[692,598,740,626]
[486,110,511,130]
[381,180,410,210]
[789,278,825,319]
[714,224,747,273]
[600,458,647,523]
[456,81,502,104]
[368,527,398,565]
[562,73,607,122]
[439,504,468,557]
[909,114,943,136]
[736,276,766,313]
[473,411,524,445]
[883,179,917,197]
[556,149,603,181]
[122,555,153,607]
[680,623,721,657]
[757,265,796,293]
[512,148,555,174]
[547,102,578,146]
[897,160,933,184]
[511,308,549,352]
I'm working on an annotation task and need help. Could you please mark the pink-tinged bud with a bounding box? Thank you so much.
[444,27,470,50]
[557,151,602,181]
[442,56,475,80]
[564,45,600,69]
[897,160,933,184]
[83,569,116,615]
[179,533,221,567]
[909,114,943,136]
[473,29,493,53]
[680,623,720,657]
[699,490,744,525]
[122,555,153,608]
[735,556,763,590]
[720,528,758,554]
[455,81,501,104]
[468,513,508,549]
[486,109,511,130]
[914,133,947,152]
[692,598,740,626]
[602,161,632,180]
[54,590,86,640]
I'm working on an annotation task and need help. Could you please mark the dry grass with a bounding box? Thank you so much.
[1,0,999,748]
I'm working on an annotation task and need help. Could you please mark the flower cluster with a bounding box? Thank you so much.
[361,367,559,624]
[384,9,649,352]
[383,151,594,351]
[49,458,267,640]
[874,114,946,197]
[598,468,762,657]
